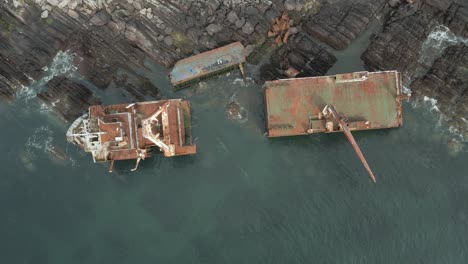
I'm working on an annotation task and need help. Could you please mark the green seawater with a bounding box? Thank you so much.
[1,22,468,264]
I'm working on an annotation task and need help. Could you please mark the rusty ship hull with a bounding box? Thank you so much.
[169,42,246,87]
[67,99,196,171]
[264,71,403,137]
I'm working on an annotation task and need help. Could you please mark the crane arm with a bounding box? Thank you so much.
[322,105,377,183]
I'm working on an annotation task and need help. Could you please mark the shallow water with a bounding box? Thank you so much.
[1,23,468,263]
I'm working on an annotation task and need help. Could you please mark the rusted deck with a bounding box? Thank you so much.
[169,42,246,87]
[265,71,403,137]
[67,99,196,170]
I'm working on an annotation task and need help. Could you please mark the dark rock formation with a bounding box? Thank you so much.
[1,0,468,136]
[303,0,386,50]
[259,33,337,81]
[361,9,435,82]
[411,44,468,135]
[114,73,161,102]
[444,3,468,37]
[37,76,101,121]
[0,6,59,99]
[361,0,468,135]
[225,96,248,123]
[362,0,468,83]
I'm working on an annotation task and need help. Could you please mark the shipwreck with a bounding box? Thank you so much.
[264,71,404,182]
[169,42,247,88]
[67,99,196,172]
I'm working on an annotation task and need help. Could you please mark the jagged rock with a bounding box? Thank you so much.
[58,0,71,9]
[185,15,195,27]
[444,3,468,37]
[295,0,304,11]
[46,0,59,7]
[226,10,238,23]
[235,17,245,28]
[164,36,173,46]
[68,0,78,9]
[284,0,296,11]
[245,6,258,16]
[242,21,254,35]
[1,0,467,137]
[265,8,280,23]
[225,97,248,123]
[132,1,141,10]
[206,23,222,35]
[361,9,434,82]
[260,33,337,81]
[37,77,101,121]
[13,0,21,8]
[164,26,173,34]
[303,0,386,50]
[90,10,110,26]
[67,9,79,19]
[387,0,401,7]
[289,26,298,35]
[411,44,468,135]
[41,10,48,19]
[114,73,161,102]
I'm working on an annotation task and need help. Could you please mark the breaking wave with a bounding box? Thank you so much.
[402,85,412,97]
[232,77,253,86]
[16,50,78,101]
[412,96,467,150]
[419,25,468,67]
[25,126,54,154]
[422,96,440,112]
[25,125,76,166]
[414,25,468,148]
[225,93,248,123]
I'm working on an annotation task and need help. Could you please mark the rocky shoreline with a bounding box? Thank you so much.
[0,0,467,138]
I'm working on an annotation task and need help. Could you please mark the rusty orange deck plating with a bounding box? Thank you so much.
[67,99,196,167]
[265,71,403,137]
[169,42,246,86]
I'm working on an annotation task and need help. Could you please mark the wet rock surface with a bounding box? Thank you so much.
[0,0,467,136]
[411,44,468,137]
[303,0,386,50]
[362,0,468,80]
[259,33,337,81]
[37,76,101,121]
[361,0,468,135]
[225,95,248,123]
[361,9,434,82]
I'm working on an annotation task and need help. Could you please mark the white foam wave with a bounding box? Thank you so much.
[423,96,440,112]
[402,85,412,97]
[419,25,468,66]
[413,96,467,145]
[26,126,54,154]
[15,50,78,101]
[232,77,253,86]
[414,25,468,145]
[226,93,248,123]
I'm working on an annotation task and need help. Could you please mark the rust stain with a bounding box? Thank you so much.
[67,100,196,172]
[268,11,291,45]
[323,105,377,183]
[169,42,246,87]
[265,71,403,137]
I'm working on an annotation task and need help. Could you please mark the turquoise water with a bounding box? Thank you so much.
[1,24,468,263]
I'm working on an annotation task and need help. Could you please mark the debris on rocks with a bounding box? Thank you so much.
[267,11,290,45]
